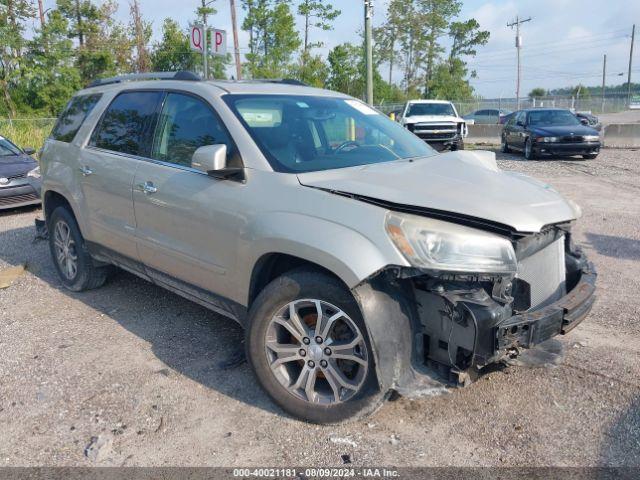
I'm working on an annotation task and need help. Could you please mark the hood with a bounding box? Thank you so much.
[297,150,577,234]
[0,154,37,178]
[404,115,463,124]
[529,124,599,136]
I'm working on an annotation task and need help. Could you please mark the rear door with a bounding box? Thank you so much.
[509,111,527,148]
[81,90,164,260]
[132,91,244,301]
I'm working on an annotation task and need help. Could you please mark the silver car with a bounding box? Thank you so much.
[40,72,596,423]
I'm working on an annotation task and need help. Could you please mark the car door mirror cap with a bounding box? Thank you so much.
[192,144,228,173]
[192,144,246,182]
[23,147,36,155]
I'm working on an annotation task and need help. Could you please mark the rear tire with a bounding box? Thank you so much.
[48,206,109,292]
[246,269,384,424]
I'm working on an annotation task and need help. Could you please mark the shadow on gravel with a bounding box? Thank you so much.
[600,395,640,466]
[586,232,640,261]
[0,223,285,418]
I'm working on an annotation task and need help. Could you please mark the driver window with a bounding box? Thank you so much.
[152,92,233,168]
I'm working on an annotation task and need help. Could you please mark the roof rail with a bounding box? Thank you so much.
[224,78,309,87]
[87,71,201,88]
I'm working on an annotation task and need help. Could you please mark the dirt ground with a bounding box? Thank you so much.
[0,148,639,467]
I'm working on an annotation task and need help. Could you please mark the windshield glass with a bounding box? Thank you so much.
[407,103,456,117]
[224,95,436,173]
[528,110,581,127]
[0,137,21,157]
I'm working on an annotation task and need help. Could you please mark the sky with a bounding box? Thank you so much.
[33,0,640,99]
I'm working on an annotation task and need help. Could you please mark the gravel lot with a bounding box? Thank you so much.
[1,148,639,467]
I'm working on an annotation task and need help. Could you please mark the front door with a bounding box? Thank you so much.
[80,90,164,260]
[132,92,244,302]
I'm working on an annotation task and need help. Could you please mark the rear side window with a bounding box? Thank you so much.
[91,91,163,157]
[51,94,102,143]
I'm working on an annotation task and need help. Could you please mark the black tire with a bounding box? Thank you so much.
[524,138,536,160]
[501,135,511,153]
[583,153,598,160]
[451,141,464,151]
[245,269,384,424]
[48,206,109,292]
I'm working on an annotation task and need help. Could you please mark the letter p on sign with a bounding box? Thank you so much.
[211,29,227,56]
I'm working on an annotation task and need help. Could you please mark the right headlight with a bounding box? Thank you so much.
[385,212,517,274]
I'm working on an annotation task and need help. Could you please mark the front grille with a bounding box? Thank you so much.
[517,236,566,310]
[0,193,39,207]
[8,173,26,180]
[417,132,457,140]
[561,136,584,143]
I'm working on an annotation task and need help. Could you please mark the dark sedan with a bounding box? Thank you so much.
[0,136,41,210]
[501,109,601,160]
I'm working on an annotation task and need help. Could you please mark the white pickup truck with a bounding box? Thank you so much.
[398,99,468,151]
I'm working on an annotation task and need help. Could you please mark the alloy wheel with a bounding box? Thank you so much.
[264,299,369,405]
[53,220,78,280]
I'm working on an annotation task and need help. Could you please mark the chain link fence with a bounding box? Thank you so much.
[375,93,635,117]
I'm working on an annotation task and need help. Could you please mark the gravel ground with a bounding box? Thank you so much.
[0,148,639,467]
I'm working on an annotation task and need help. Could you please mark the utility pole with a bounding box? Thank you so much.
[602,54,607,113]
[230,0,242,79]
[364,0,374,105]
[37,0,46,29]
[200,0,209,80]
[627,24,636,108]
[507,16,531,110]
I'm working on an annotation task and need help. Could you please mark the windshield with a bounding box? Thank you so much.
[407,103,456,117]
[0,137,21,157]
[224,95,437,173]
[528,110,581,127]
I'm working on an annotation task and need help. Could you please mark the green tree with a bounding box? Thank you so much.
[243,1,300,78]
[151,18,196,72]
[416,0,462,94]
[129,0,151,73]
[0,0,34,116]
[448,19,489,64]
[297,0,340,54]
[373,0,402,85]
[327,43,361,96]
[56,0,101,47]
[528,87,546,98]
[426,57,473,101]
[18,9,82,115]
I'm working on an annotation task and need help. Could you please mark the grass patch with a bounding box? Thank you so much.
[0,118,56,155]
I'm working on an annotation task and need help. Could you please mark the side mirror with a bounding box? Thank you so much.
[191,144,245,182]
[192,144,227,173]
[23,147,36,155]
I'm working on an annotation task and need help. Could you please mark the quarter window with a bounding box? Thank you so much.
[91,91,163,157]
[51,94,102,143]
[152,93,235,168]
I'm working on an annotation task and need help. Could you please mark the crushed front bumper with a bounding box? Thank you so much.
[353,246,596,395]
[497,263,596,349]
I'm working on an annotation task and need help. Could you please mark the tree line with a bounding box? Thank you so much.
[0,0,489,117]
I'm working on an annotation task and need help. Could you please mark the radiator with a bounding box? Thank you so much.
[517,236,566,310]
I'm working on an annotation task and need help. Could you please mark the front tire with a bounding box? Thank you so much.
[48,207,109,292]
[501,135,511,153]
[246,269,383,424]
[524,138,537,160]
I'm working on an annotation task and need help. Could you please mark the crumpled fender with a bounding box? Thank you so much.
[351,271,447,397]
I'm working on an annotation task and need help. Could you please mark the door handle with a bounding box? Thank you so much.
[79,166,93,176]
[136,181,157,194]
